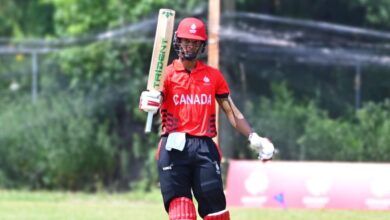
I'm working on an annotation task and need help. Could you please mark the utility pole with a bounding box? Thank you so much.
[208,0,220,144]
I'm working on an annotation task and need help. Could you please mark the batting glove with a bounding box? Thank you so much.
[248,132,275,161]
[139,90,162,114]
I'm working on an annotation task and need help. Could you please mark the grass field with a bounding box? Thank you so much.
[0,189,389,220]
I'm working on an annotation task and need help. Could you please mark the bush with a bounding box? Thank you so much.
[0,93,116,190]
[298,113,364,161]
[297,100,390,162]
[248,83,390,162]
[355,100,390,161]
[248,82,320,160]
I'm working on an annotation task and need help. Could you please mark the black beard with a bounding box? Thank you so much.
[182,51,198,60]
[180,46,201,60]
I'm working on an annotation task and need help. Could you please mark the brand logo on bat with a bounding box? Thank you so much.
[153,38,168,88]
[162,11,174,18]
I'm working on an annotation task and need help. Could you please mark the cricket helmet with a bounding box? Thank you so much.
[176,17,207,41]
[173,17,207,60]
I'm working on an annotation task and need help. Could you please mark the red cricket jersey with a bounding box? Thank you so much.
[160,59,230,137]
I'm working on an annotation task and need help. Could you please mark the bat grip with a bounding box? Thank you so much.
[145,112,154,133]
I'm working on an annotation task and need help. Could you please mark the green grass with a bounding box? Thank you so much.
[0,189,389,220]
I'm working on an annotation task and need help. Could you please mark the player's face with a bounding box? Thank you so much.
[177,38,203,61]
[180,38,202,52]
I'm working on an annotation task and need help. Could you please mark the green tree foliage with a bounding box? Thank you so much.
[51,41,159,190]
[42,0,204,36]
[236,0,390,30]
[0,94,116,190]
[298,113,364,161]
[0,0,54,37]
[249,83,320,160]
[355,0,390,29]
[355,100,390,161]
[249,83,390,162]
[298,100,390,162]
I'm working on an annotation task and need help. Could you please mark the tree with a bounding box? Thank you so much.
[0,0,54,37]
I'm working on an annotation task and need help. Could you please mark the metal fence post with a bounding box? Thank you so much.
[355,64,361,110]
[31,52,38,102]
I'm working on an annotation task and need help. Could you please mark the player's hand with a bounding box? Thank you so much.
[139,90,162,114]
[248,132,275,161]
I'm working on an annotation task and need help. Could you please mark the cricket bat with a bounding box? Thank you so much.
[145,8,175,133]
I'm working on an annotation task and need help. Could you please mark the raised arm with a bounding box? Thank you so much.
[216,96,252,137]
[216,96,275,161]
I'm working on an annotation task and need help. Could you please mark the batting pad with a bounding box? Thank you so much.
[169,197,197,220]
[204,209,230,220]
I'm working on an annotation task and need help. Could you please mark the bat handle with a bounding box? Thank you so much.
[145,112,154,133]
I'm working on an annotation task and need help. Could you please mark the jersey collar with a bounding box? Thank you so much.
[173,59,207,73]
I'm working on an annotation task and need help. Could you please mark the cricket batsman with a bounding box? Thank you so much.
[139,17,275,220]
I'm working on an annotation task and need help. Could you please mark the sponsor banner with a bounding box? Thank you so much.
[226,160,390,210]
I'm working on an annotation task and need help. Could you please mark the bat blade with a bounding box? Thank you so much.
[145,9,175,133]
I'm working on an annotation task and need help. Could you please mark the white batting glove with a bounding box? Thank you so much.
[248,132,275,161]
[139,90,162,114]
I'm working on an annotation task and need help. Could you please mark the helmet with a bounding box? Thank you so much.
[174,17,207,60]
[176,17,207,41]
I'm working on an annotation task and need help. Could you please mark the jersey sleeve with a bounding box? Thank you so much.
[215,70,230,98]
